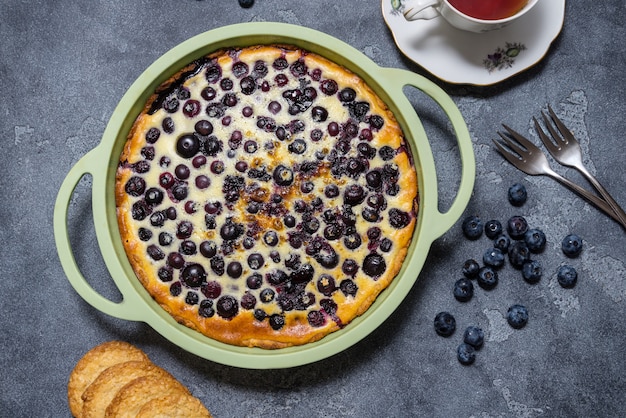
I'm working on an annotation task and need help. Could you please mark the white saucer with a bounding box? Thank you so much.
[381,0,565,86]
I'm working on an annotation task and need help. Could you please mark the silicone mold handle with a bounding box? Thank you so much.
[53,146,143,321]
[381,67,475,240]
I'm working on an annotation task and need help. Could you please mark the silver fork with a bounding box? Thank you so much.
[492,125,626,229]
[533,105,626,228]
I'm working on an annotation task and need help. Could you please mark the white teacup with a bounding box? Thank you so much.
[403,0,539,33]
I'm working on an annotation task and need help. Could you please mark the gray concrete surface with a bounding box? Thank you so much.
[1,0,625,416]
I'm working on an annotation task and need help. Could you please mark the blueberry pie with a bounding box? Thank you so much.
[116,45,418,348]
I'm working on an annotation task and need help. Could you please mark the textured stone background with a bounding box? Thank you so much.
[1,0,625,416]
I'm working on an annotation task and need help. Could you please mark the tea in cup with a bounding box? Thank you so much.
[403,0,539,33]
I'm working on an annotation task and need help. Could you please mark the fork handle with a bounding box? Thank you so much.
[575,164,626,229]
[547,169,626,229]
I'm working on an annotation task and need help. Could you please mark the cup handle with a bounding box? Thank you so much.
[53,147,143,322]
[403,0,441,20]
[381,68,475,239]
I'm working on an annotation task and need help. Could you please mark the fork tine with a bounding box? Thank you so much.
[497,131,527,158]
[501,124,539,153]
[541,110,567,147]
[492,137,525,168]
[548,105,577,143]
[534,115,560,154]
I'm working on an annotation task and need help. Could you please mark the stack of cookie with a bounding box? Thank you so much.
[68,341,211,417]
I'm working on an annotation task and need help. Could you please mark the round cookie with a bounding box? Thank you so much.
[81,360,176,418]
[136,392,212,418]
[104,374,190,418]
[68,341,149,418]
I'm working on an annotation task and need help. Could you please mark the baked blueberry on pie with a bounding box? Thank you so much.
[116,45,418,348]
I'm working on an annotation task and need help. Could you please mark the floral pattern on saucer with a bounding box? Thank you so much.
[483,42,527,73]
[390,0,404,13]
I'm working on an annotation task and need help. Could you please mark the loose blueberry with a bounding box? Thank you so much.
[434,312,456,337]
[463,326,484,349]
[483,247,505,269]
[461,215,483,240]
[508,183,527,206]
[508,241,531,269]
[522,260,542,284]
[507,215,529,240]
[453,278,474,302]
[484,220,503,239]
[561,234,583,258]
[493,234,511,252]
[457,343,476,366]
[557,265,578,288]
[525,228,547,253]
[477,266,498,290]
[507,304,529,329]
[462,259,480,279]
